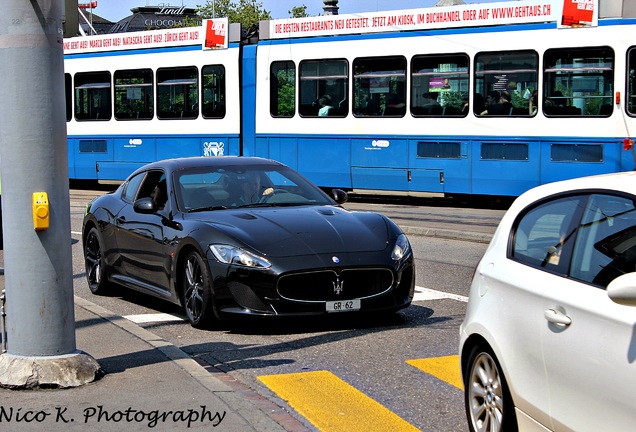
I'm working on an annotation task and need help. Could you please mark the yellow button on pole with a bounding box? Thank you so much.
[32,192,49,231]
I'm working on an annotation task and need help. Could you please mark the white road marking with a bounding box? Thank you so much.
[414,286,468,303]
[124,313,185,323]
[121,288,466,324]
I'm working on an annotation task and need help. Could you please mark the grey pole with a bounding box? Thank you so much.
[0,0,100,387]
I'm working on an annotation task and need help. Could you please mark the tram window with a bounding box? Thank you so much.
[627,47,636,116]
[114,69,153,121]
[270,61,295,118]
[74,71,112,121]
[474,50,538,117]
[157,66,198,120]
[551,144,603,162]
[417,142,461,159]
[299,59,348,118]
[353,56,406,118]
[65,73,72,122]
[481,143,529,160]
[543,46,614,117]
[202,65,225,119]
[411,54,468,117]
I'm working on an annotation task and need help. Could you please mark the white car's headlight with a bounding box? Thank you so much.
[209,244,271,269]
[391,234,411,261]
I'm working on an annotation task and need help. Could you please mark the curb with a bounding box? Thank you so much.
[73,296,295,432]
[74,296,233,393]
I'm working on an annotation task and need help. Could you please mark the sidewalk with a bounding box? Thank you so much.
[0,293,295,431]
[0,231,303,431]
[0,191,503,431]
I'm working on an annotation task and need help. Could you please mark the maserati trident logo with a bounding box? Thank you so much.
[332,277,344,295]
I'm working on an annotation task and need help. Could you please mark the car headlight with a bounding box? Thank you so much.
[209,244,271,269]
[391,234,411,261]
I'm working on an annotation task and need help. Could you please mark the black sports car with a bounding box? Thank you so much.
[82,156,415,327]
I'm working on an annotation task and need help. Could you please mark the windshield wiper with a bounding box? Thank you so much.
[188,205,229,213]
[236,202,277,208]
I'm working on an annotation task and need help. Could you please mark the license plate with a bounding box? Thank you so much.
[326,299,361,313]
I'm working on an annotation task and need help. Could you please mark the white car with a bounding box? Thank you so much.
[459,171,636,432]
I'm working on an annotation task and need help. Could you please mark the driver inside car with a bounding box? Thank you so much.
[236,173,262,205]
[152,179,167,210]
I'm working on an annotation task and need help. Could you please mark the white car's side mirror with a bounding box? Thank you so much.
[607,272,636,306]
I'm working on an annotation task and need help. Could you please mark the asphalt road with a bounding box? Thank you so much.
[63,191,495,431]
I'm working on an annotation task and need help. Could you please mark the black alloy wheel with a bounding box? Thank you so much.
[84,227,110,295]
[182,251,214,328]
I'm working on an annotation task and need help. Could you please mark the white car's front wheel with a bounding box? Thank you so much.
[464,346,517,432]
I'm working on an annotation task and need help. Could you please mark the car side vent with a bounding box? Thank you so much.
[316,209,337,216]
[233,213,258,220]
[227,281,273,313]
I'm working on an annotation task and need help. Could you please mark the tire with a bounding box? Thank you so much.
[464,345,518,432]
[84,227,110,295]
[181,251,215,328]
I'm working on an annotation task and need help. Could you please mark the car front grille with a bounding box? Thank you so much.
[277,268,394,302]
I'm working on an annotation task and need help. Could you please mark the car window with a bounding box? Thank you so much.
[123,173,144,202]
[511,195,584,275]
[123,170,167,209]
[175,165,333,211]
[139,171,167,210]
[177,171,231,211]
[571,194,636,288]
[267,171,298,188]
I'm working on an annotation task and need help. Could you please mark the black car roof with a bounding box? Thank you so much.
[131,156,284,177]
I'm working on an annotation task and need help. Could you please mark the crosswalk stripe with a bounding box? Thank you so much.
[406,355,463,390]
[124,313,185,323]
[413,286,468,302]
[258,370,419,432]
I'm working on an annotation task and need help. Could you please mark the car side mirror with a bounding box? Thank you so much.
[133,197,157,214]
[331,188,348,204]
[607,272,636,307]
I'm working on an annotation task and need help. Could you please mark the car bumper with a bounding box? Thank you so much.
[208,252,415,319]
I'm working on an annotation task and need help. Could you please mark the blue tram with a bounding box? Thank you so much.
[64,0,636,197]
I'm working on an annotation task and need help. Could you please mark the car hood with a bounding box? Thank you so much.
[186,206,391,257]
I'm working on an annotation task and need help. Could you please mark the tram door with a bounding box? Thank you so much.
[351,138,446,194]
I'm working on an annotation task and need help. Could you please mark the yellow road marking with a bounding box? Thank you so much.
[258,370,419,432]
[406,355,463,390]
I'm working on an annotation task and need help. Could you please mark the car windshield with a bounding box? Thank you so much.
[175,164,335,212]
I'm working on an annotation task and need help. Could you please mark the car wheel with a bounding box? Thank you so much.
[84,227,110,295]
[182,251,214,328]
[464,345,518,432]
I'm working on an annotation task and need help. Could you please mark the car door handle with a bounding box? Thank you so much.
[544,309,572,326]
[116,216,126,224]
